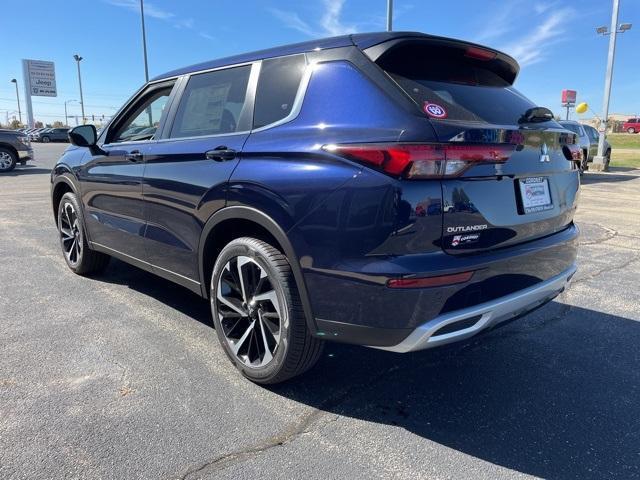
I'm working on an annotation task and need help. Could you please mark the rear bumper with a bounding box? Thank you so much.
[374,264,576,352]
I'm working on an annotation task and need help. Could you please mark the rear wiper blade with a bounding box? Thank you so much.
[518,107,554,124]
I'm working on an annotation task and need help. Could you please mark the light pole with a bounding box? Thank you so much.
[593,0,632,172]
[64,100,77,127]
[73,55,86,124]
[140,0,149,82]
[10,79,22,124]
[386,0,393,31]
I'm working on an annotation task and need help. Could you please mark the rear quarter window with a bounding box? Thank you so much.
[374,41,539,126]
[253,54,306,129]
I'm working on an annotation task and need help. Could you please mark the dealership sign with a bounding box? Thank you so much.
[23,59,57,97]
[561,89,576,106]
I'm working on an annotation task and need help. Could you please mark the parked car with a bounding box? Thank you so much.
[623,118,640,134]
[558,120,610,171]
[0,129,33,172]
[29,128,49,140]
[35,127,69,143]
[51,32,579,383]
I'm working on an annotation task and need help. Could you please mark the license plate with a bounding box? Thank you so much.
[519,177,552,213]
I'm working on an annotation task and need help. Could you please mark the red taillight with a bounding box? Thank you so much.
[387,271,474,289]
[464,46,497,61]
[323,143,515,179]
[565,144,582,161]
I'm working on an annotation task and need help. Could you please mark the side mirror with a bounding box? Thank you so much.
[68,125,97,147]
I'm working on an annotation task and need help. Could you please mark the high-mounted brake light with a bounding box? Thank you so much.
[323,143,515,179]
[464,46,497,61]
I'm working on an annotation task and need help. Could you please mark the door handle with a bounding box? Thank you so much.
[126,150,143,163]
[205,146,237,162]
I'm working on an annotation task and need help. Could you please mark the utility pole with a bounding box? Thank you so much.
[10,79,22,124]
[64,100,76,127]
[593,0,632,171]
[73,55,86,124]
[140,0,149,82]
[386,0,393,31]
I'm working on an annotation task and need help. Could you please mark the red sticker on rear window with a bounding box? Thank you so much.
[424,102,448,119]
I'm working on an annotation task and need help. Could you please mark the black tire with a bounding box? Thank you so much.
[628,127,636,134]
[605,149,611,168]
[42,136,51,143]
[0,147,17,173]
[57,192,110,275]
[210,237,323,384]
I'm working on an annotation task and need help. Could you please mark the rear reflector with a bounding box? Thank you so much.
[323,143,515,179]
[387,271,474,289]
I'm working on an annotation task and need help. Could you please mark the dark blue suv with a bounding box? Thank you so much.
[51,32,579,383]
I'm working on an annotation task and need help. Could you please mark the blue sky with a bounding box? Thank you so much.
[1,0,638,125]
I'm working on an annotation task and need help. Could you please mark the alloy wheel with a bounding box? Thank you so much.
[59,202,83,266]
[0,151,13,171]
[214,255,282,368]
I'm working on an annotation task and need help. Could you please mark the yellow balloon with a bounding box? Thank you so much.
[576,102,588,114]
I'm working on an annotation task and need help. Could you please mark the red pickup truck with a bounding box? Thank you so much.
[623,118,640,134]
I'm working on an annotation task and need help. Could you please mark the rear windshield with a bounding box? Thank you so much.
[374,41,537,125]
[559,122,582,135]
[389,73,537,125]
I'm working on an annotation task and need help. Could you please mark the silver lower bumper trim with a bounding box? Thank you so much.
[18,150,33,160]
[374,265,577,353]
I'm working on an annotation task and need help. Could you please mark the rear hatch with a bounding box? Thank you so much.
[366,37,580,255]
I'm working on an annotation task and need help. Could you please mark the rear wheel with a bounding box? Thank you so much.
[605,149,611,167]
[628,127,636,134]
[0,147,17,173]
[57,192,110,274]
[211,237,323,384]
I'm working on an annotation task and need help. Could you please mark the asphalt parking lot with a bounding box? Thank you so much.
[1,143,639,479]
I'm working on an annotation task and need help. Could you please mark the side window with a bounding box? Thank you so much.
[170,65,252,138]
[109,86,174,143]
[253,54,306,129]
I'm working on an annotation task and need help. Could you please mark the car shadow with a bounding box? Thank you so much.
[581,169,638,184]
[2,166,52,176]
[93,259,640,478]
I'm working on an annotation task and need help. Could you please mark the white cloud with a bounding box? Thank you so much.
[105,0,175,20]
[499,9,570,67]
[473,2,574,68]
[270,0,359,38]
[268,8,317,36]
[319,0,358,36]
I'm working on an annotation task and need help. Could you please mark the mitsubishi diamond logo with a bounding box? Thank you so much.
[540,143,550,162]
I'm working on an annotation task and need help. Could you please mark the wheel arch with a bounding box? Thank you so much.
[199,206,318,334]
[0,142,19,159]
[51,172,80,225]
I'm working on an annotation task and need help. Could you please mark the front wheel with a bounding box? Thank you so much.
[0,147,17,173]
[211,237,323,384]
[57,192,110,274]
[42,136,51,143]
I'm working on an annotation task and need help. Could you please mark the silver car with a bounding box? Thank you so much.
[559,120,611,172]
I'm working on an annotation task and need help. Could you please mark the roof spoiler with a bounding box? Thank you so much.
[358,33,520,86]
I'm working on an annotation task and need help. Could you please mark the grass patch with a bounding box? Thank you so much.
[609,149,640,169]
[607,133,640,149]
